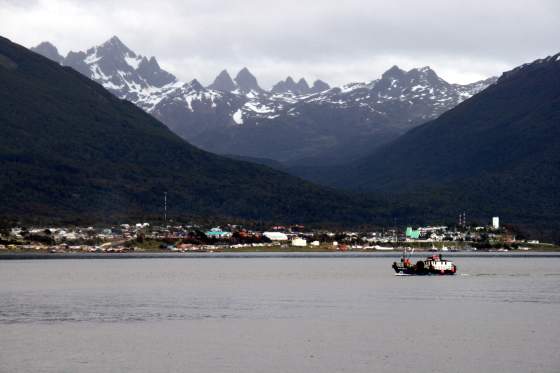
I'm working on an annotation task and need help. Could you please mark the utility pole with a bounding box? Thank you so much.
[458,211,466,229]
[164,192,167,226]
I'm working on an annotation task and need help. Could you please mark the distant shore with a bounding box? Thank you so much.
[2,251,560,260]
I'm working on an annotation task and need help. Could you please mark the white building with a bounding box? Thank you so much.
[291,238,307,247]
[263,232,289,241]
[492,217,500,230]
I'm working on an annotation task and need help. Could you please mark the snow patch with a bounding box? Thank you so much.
[244,101,275,114]
[340,82,365,93]
[90,64,110,81]
[103,81,125,90]
[125,54,141,69]
[84,49,101,64]
[232,109,244,125]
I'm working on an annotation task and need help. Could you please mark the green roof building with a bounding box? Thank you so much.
[405,227,420,239]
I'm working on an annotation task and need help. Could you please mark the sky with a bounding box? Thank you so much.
[1,0,559,88]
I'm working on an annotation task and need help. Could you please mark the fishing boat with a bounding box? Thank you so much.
[392,250,457,275]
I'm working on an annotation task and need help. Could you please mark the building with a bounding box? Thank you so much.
[405,227,421,239]
[291,238,307,247]
[205,227,232,239]
[263,231,288,241]
[492,217,500,230]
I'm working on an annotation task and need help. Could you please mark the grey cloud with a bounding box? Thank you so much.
[1,0,559,87]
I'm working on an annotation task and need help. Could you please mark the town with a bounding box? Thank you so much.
[0,216,555,254]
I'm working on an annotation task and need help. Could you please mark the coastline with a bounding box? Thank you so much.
[2,251,560,260]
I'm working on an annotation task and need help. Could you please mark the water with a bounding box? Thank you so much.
[1,255,559,372]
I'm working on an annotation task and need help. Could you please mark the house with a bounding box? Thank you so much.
[291,237,307,247]
[205,227,232,239]
[405,227,420,240]
[263,231,289,241]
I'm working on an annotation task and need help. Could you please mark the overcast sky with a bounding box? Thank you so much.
[1,0,559,88]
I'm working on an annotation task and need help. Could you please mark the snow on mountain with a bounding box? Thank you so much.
[31,37,497,164]
[306,66,497,123]
[33,36,179,112]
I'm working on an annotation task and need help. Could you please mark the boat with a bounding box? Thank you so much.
[374,245,394,251]
[392,250,457,275]
[430,244,449,251]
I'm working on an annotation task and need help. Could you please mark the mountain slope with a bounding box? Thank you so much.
[348,53,560,190]
[32,37,496,166]
[323,53,560,234]
[0,36,387,224]
[161,65,495,165]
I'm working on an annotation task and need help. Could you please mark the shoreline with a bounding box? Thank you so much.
[2,251,560,260]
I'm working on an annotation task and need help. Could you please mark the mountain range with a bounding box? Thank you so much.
[11,35,560,241]
[1,35,391,225]
[32,37,496,165]
[297,52,560,239]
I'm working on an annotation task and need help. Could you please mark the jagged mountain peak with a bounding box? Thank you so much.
[272,76,297,93]
[359,64,453,96]
[35,40,57,49]
[189,78,204,90]
[31,41,63,63]
[414,65,437,74]
[296,78,310,91]
[272,76,314,94]
[310,79,330,93]
[382,65,406,80]
[35,36,178,95]
[235,67,262,92]
[208,69,236,91]
[137,55,176,87]
[97,36,132,55]
[499,52,560,83]
[417,66,434,72]
[407,66,445,86]
[29,37,497,168]
[410,66,438,78]
[102,35,128,49]
[137,56,159,70]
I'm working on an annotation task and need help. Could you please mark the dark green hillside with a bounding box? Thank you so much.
[0,36,387,225]
[319,53,560,238]
[348,54,560,191]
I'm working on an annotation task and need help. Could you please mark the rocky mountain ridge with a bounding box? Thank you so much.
[32,36,497,164]
[3,35,385,225]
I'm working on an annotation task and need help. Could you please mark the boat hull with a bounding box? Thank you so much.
[392,261,456,276]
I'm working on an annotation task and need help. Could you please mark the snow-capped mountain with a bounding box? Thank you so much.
[31,36,496,165]
[302,65,496,126]
[34,36,180,112]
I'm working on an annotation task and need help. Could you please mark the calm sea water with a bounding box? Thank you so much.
[1,255,559,372]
